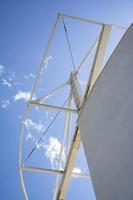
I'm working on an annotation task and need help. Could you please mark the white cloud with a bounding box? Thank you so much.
[14,91,31,101]
[23,73,35,79]
[41,138,82,172]
[0,65,5,75]
[26,132,33,141]
[72,167,82,178]
[10,71,16,78]
[7,77,13,81]
[23,118,45,133]
[26,135,82,173]
[73,167,82,173]
[39,56,52,81]
[41,137,66,169]
[44,56,52,69]
[45,111,51,122]
[1,100,10,109]
[2,79,12,87]
[29,73,35,78]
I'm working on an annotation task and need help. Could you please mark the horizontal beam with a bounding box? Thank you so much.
[60,12,104,26]
[20,165,90,179]
[20,165,63,175]
[60,12,126,30]
[29,101,78,114]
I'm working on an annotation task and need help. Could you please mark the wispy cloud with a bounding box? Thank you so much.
[14,91,31,101]
[26,134,82,173]
[43,137,66,169]
[38,56,52,83]
[26,132,36,142]
[29,73,35,78]
[23,118,45,133]
[23,73,35,79]
[0,65,5,76]
[1,100,10,109]
[44,56,52,69]
[2,79,12,87]
[45,111,53,122]
[41,138,82,172]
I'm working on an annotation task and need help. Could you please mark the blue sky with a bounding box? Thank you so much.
[0,1,133,200]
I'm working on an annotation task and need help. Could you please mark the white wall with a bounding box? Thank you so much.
[78,23,133,200]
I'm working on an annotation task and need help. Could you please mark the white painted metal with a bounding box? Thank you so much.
[56,128,81,200]
[20,170,29,200]
[60,12,126,30]
[84,24,112,101]
[53,93,73,200]
[70,72,83,109]
[19,14,61,200]
[29,13,61,101]
[56,24,111,200]
[79,24,133,200]
[65,96,72,155]
[29,101,78,114]
[20,165,90,179]
[21,165,63,175]
[56,74,83,200]
[35,81,70,102]
[19,105,29,200]
[19,13,126,200]
[76,36,99,74]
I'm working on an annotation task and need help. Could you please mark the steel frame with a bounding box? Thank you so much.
[19,12,126,200]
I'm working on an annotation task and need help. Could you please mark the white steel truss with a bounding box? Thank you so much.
[19,12,126,200]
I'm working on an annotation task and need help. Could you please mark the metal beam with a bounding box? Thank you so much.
[29,101,78,114]
[84,24,112,101]
[60,12,126,30]
[29,13,61,101]
[56,128,81,200]
[19,13,126,200]
[20,165,63,175]
[56,25,111,200]
[70,72,83,109]
[19,105,30,200]
[76,36,99,74]
[20,170,29,200]
[53,94,73,200]
[19,15,62,200]
[65,96,72,155]
[35,81,70,102]
[56,74,83,200]
[20,165,90,179]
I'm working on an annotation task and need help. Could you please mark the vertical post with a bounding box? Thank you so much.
[53,93,72,200]
[56,25,112,200]
[65,96,72,155]
[56,74,83,200]
[84,25,112,100]
[70,72,83,109]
